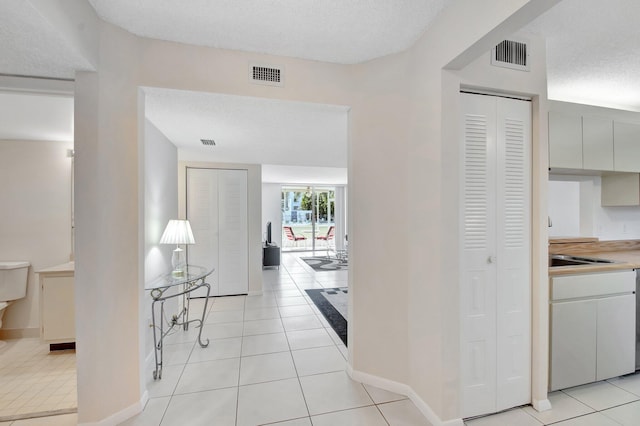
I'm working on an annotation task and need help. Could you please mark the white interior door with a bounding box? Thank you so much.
[218,169,248,295]
[460,93,531,417]
[187,168,220,297]
[495,97,531,411]
[460,93,498,417]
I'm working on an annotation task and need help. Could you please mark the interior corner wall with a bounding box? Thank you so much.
[143,118,178,374]
[0,139,73,335]
[348,52,411,385]
[262,183,283,248]
[74,22,143,423]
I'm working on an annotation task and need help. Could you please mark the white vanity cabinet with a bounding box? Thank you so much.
[549,270,635,391]
[39,262,75,346]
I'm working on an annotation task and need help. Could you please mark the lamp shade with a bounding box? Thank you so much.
[159,220,195,245]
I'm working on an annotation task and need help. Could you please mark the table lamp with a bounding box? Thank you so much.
[159,219,195,276]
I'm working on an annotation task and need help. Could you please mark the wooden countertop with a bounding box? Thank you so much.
[549,250,640,276]
[549,237,599,244]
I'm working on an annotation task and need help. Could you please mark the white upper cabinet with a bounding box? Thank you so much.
[549,111,582,169]
[583,115,613,171]
[549,108,640,173]
[614,121,640,172]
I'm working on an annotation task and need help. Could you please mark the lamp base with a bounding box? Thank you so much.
[171,247,185,277]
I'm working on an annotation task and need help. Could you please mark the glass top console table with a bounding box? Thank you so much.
[145,264,213,380]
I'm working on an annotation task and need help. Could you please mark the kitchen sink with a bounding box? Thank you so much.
[550,254,616,267]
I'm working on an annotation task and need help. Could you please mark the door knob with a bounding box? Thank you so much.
[487,256,495,264]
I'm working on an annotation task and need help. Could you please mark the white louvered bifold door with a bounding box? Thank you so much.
[187,168,249,297]
[460,93,498,417]
[495,97,531,411]
[218,169,248,296]
[186,168,220,297]
[460,93,531,418]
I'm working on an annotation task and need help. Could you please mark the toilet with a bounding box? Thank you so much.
[0,261,30,350]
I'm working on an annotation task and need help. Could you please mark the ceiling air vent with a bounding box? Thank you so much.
[249,63,284,87]
[200,139,216,146]
[491,40,529,71]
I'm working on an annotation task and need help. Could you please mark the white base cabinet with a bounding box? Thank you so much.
[550,270,635,391]
[39,262,75,345]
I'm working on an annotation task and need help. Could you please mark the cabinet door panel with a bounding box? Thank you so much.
[596,294,635,380]
[583,116,613,170]
[550,300,597,391]
[42,276,75,342]
[549,111,582,169]
[614,121,640,172]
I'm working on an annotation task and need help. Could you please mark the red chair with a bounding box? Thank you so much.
[284,226,306,247]
[315,226,335,244]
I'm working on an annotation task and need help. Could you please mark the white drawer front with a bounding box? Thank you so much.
[551,270,635,300]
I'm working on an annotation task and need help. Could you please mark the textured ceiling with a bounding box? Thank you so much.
[3,0,640,179]
[88,0,451,64]
[144,88,348,168]
[522,0,640,111]
[0,1,93,79]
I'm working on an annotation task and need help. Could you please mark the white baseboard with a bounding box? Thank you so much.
[407,388,464,426]
[0,327,39,340]
[77,391,148,426]
[348,365,411,396]
[348,367,464,426]
[532,398,552,412]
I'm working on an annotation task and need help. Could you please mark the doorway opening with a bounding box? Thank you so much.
[281,185,343,252]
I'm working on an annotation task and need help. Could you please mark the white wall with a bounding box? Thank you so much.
[262,183,283,248]
[143,118,178,373]
[0,139,73,336]
[549,174,640,240]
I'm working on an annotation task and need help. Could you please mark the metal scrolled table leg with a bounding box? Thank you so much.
[151,297,165,380]
[197,279,211,348]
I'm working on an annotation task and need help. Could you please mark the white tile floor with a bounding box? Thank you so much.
[7,252,640,426]
[120,252,431,425]
[0,338,76,422]
[467,374,640,426]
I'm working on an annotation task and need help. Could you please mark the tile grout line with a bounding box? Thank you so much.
[279,266,314,424]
